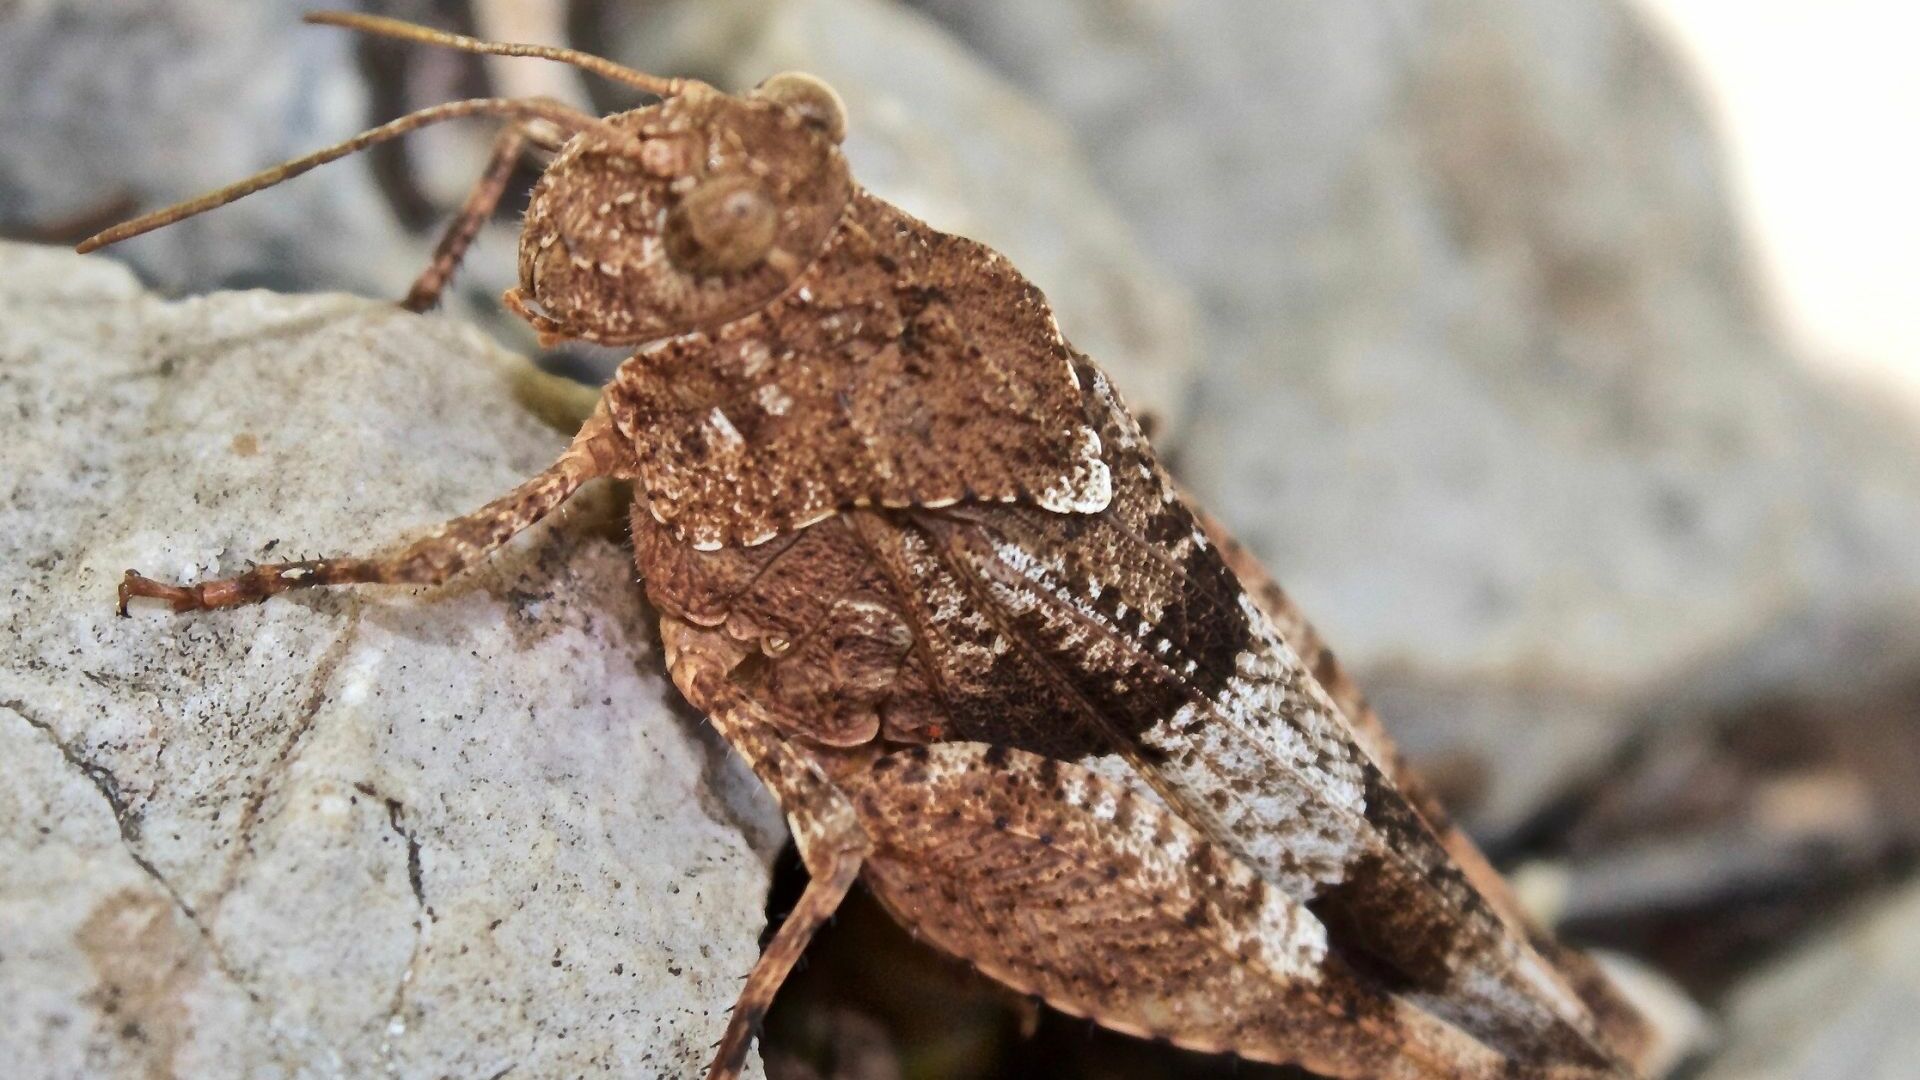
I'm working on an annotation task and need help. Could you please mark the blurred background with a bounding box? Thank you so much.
[4,2,1915,1076]
[1636,0,1920,413]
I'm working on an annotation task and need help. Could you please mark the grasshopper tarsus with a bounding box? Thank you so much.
[118,569,208,614]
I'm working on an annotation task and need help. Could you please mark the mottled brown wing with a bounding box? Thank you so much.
[1198,510,1659,1072]
[630,359,1638,1074]
[605,189,1110,551]
[853,742,1529,1080]
[857,363,1631,1074]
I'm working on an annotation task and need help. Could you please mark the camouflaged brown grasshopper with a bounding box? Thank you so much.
[84,12,1659,1079]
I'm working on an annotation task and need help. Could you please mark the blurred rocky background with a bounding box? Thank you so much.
[4,1,1916,1077]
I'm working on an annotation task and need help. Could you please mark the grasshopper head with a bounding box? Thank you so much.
[511,74,852,345]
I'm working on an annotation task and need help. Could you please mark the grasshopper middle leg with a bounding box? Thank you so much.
[119,404,629,614]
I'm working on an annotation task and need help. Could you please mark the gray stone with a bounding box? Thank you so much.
[912,0,1920,837]
[0,241,773,1079]
[1696,882,1920,1080]
[0,0,552,333]
[0,1,404,296]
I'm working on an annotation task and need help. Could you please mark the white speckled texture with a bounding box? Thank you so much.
[0,241,776,1079]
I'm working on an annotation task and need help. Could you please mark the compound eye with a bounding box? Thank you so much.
[665,175,779,276]
[752,71,848,144]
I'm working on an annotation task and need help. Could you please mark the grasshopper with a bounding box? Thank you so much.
[87,12,1657,1079]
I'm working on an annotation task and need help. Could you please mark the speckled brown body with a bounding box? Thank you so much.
[95,19,1655,1080]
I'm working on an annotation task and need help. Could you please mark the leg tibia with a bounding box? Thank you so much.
[402,125,530,312]
[655,617,873,1080]
[704,848,861,1080]
[119,405,627,614]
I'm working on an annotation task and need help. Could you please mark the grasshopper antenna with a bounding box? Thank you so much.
[303,10,694,98]
[76,97,604,254]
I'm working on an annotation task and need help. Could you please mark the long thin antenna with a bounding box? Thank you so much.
[304,10,692,99]
[77,97,599,254]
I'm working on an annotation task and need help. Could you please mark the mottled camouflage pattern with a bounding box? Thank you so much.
[109,64,1653,1080]
[608,191,1110,551]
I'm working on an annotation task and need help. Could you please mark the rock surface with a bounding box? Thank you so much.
[0,241,775,1079]
[912,0,1920,837]
[0,1,419,298]
[0,1,589,339]
[1695,883,1920,1080]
